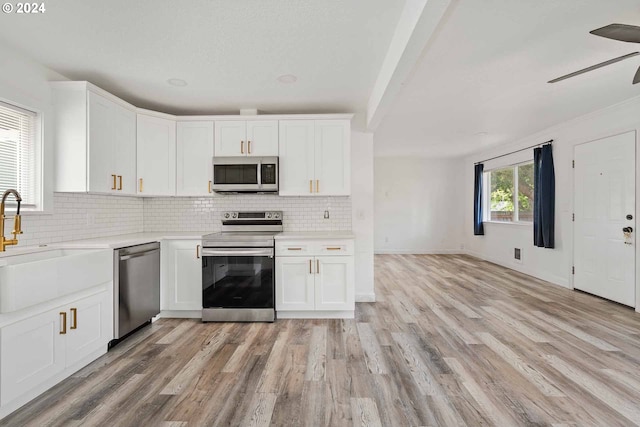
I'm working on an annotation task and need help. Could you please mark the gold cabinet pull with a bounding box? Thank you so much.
[241,140,244,154]
[317,259,320,274]
[287,247,302,251]
[196,244,200,259]
[60,312,67,335]
[316,179,320,193]
[326,247,341,251]
[309,259,312,274]
[208,180,212,193]
[248,140,251,154]
[139,178,143,193]
[309,180,313,193]
[118,175,123,191]
[111,174,117,190]
[70,308,77,329]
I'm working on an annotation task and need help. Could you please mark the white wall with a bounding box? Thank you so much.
[374,156,464,253]
[464,95,640,311]
[0,41,67,213]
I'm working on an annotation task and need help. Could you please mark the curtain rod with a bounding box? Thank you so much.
[474,139,553,165]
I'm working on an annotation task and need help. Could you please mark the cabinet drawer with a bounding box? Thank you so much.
[276,241,314,256]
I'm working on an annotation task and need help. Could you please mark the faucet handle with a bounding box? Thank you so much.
[12,214,22,235]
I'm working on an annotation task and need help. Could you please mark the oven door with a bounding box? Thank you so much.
[201,247,274,309]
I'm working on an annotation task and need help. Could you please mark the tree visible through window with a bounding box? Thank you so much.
[487,162,534,222]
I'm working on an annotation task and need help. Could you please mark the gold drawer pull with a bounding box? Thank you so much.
[139,178,144,193]
[60,312,67,335]
[208,180,212,193]
[287,247,303,251]
[70,308,77,329]
[316,179,320,193]
[326,247,342,251]
[111,174,117,190]
[118,175,123,191]
[309,180,313,193]
[309,259,312,274]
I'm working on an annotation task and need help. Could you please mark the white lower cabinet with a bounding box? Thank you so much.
[161,240,202,312]
[0,290,112,409]
[276,239,354,317]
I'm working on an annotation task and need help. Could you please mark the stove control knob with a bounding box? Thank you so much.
[267,213,272,218]
[274,213,280,219]
[224,213,230,218]
[232,212,238,218]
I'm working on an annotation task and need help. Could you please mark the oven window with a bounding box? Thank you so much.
[202,255,274,308]
[214,164,258,185]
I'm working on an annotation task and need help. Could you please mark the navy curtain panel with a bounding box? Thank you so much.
[533,144,555,248]
[473,163,484,235]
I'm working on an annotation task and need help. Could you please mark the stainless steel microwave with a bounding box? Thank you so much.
[212,156,278,193]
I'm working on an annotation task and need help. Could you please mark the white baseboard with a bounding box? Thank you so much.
[374,249,464,255]
[463,249,570,289]
[277,310,354,319]
[356,293,376,302]
[160,310,202,319]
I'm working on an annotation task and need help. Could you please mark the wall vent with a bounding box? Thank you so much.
[514,248,522,263]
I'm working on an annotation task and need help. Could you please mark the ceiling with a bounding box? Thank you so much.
[374,0,640,157]
[0,0,404,115]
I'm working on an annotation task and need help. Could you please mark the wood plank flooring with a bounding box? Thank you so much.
[3,254,640,426]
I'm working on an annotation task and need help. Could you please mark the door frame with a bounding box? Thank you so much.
[572,129,638,310]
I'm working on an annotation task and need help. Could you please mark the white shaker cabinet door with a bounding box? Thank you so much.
[177,121,214,196]
[87,91,116,193]
[162,240,203,311]
[65,291,112,368]
[314,256,354,311]
[314,120,350,196]
[113,105,137,195]
[0,308,66,407]
[137,114,176,196]
[246,120,278,156]
[278,120,315,196]
[215,121,246,156]
[276,257,315,311]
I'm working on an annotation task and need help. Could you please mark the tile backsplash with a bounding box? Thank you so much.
[7,193,351,248]
[15,193,144,247]
[144,195,352,232]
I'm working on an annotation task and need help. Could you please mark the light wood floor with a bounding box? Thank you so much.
[3,254,640,426]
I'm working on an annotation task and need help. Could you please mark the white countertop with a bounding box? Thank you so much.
[52,231,209,249]
[274,231,355,240]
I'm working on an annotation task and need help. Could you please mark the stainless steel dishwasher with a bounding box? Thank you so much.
[112,242,160,344]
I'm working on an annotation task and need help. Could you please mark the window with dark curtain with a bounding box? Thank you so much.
[533,144,555,248]
[474,163,484,235]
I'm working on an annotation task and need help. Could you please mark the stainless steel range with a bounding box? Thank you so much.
[201,211,282,322]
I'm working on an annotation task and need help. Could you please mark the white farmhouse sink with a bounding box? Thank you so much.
[0,248,112,313]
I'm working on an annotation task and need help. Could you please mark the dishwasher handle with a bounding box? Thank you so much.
[120,248,160,261]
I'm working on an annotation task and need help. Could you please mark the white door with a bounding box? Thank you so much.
[177,121,214,196]
[162,240,203,311]
[215,121,246,156]
[0,308,66,407]
[574,131,636,306]
[66,291,112,367]
[314,256,354,310]
[137,114,176,196]
[87,91,116,193]
[113,105,137,195]
[276,257,315,310]
[278,120,315,195]
[246,120,278,156]
[314,120,351,196]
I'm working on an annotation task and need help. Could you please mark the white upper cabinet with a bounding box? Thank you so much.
[245,120,279,156]
[279,119,350,196]
[137,114,176,196]
[53,83,137,194]
[177,121,214,196]
[215,120,278,157]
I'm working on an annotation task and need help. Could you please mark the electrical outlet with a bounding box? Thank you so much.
[324,210,330,219]
[514,248,522,263]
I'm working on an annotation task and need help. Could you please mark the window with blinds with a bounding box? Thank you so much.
[0,101,37,207]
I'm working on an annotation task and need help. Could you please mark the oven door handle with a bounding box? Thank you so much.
[201,248,274,257]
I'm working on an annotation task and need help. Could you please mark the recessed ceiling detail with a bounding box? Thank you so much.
[167,78,188,87]
[276,74,298,84]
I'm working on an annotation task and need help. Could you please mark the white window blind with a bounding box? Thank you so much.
[0,101,36,207]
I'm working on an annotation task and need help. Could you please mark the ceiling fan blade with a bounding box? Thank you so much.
[548,52,640,83]
[634,65,640,84]
[590,23,640,43]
